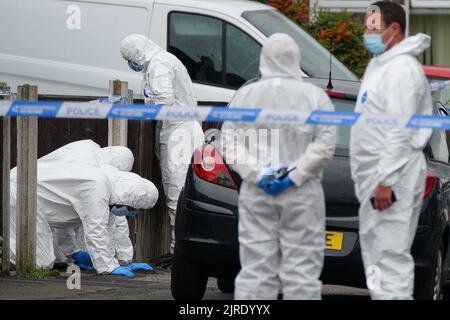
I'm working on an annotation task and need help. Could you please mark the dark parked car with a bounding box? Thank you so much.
[171,77,450,300]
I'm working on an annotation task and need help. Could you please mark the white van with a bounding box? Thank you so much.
[0,0,357,104]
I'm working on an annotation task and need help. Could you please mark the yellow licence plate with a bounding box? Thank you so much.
[325,231,344,251]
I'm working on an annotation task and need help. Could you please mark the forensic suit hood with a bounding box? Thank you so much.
[37,140,135,172]
[110,171,158,209]
[120,34,162,69]
[97,146,134,172]
[259,33,303,80]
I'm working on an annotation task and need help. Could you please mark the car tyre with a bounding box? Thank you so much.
[171,247,208,300]
[414,243,444,300]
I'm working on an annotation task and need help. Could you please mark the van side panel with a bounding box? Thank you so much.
[0,0,154,95]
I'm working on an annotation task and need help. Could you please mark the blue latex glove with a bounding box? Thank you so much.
[127,262,154,271]
[267,176,295,196]
[110,266,135,278]
[72,251,93,269]
[77,264,95,271]
[111,206,139,217]
[258,167,278,193]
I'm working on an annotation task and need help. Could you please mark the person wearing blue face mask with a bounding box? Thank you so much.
[127,61,143,73]
[350,1,433,300]
[9,161,159,278]
[45,142,155,274]
[120,34,204,265]
[363,21,395,56]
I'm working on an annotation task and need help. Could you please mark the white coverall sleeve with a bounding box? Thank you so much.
[221,90,261,184]
[74,182,120,274]
[112,216,134,264]
[288,91,337,186]
[145,63,175,106]
[376,64,433,187]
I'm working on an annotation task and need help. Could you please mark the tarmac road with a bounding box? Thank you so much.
[0,268,370,300]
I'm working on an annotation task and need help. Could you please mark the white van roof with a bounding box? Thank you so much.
[155,0,273,16]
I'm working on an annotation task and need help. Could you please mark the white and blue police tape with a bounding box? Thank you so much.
[0,88,11,96]
[0,88,16,100]
[95,95,128,104]
[0,79,449,128]
[2,100,450,130]
[430,80,450,92]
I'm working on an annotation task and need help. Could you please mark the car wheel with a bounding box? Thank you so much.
[414,243,444,300]
[217,275,235,294]
[171,247,208,300]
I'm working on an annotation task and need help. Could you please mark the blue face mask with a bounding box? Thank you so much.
[111,206,139,217]
[363,26,394,55]
[126,210,139,217]
[128,61,143,72]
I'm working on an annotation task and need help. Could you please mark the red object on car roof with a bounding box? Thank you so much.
[423,65,450,79]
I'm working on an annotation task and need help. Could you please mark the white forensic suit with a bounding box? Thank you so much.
[222,33,336,300]
[350,34,433,300]
[45,140,136,264]
[10,161,158,273]
[120,34,204,253]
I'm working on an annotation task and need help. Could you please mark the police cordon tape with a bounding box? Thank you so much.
[0,80,449,96]
[2,99,450,130]
[0,80,449,129]
[430,80,450,92]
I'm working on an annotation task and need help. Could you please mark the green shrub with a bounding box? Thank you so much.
[308,8,370,78]
[254,1,370,78]
[18,268,60,279]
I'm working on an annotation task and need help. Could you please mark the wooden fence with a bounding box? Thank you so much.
[0,80,171,274]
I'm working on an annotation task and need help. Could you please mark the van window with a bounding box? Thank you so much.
[168,13,223,86]
[168,12,261,89]
[226,24,261,88]
[242,9,358,81]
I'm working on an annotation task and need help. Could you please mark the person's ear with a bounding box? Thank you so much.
[391,23,402,38]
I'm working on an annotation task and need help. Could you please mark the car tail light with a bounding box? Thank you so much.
[423,171,436,199]
[325,89,346,99]
[193,145,237,190]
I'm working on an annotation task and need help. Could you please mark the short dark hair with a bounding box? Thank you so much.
[371,1,406,35]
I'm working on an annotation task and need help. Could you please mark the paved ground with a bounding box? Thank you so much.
[0,268,370,300]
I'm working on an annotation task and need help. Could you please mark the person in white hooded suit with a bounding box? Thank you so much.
[222,33,336,300]
[45,140,143,268]
[9,141,159,277]
[350,1,433,300]
[120,34,204,256]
